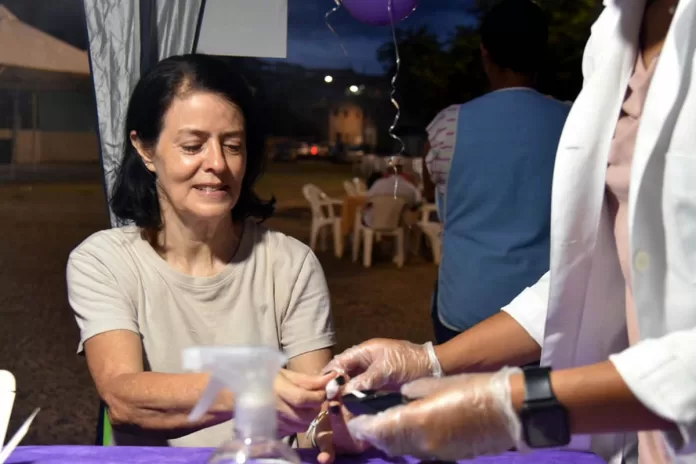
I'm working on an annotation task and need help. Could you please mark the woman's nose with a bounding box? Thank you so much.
[204,142,225,172]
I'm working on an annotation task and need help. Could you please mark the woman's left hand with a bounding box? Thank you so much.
[344,367,523,460]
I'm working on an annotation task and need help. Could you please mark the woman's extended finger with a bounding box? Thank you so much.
[314,408,336,464]
[325,397,370,455]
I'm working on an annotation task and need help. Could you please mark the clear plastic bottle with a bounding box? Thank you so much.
[183,346,302,464]
[209,435,300,464]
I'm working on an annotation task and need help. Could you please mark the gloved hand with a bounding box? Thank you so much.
[323,339,443,393]
[345,367,524,460]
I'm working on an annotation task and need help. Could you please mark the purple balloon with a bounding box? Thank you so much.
[340,0,420,26]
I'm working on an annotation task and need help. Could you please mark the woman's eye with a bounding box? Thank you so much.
[224,145,242,153]
[182,145,202,153]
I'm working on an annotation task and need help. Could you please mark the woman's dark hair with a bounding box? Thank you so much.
[480,0,549,75]
[110,54,275,229]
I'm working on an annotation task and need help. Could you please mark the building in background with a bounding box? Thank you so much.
[329,102,363,146]
[229,58,393,155]
[0,5,97,166]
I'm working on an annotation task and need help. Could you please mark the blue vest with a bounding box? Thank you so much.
[437,89,570,332]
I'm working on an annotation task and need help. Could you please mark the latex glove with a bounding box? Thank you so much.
[323,339,443,393]
[274,369,334,437]
[346,367,524,460]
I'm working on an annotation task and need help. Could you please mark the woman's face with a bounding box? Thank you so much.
[134,90,246,222]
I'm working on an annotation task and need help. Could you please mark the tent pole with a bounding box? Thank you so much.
[10,88,19,180]
[31,92,38,170]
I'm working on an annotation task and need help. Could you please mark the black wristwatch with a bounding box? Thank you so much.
[519,366,571,448]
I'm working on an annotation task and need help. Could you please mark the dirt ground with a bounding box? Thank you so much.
[0,161,437,445]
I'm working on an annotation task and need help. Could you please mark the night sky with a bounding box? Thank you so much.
[2,0,477,75]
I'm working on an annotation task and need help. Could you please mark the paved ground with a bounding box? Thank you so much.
[0,161,437,445]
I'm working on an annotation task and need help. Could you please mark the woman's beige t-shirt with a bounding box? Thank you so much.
[67,219,336,447]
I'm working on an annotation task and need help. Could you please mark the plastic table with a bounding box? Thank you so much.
[7,446,608,464]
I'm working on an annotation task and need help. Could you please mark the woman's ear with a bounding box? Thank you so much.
[130,130,156,173]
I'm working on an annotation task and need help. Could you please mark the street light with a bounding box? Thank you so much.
[324,75,333,83]
[349,85,359,93]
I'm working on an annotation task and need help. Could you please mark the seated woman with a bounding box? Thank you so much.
[67,54,336,449]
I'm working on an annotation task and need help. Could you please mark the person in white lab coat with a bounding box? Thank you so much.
[323,1,696,462]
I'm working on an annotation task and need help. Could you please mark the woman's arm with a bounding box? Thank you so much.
[434,271,549,374]
[288,348,334,448]
[89,331,332,441]
[288,348,333,375]
[508,360,674,434]
[435,311,541,375]
[511,328,696,442]
[85,330,234,439]
[514,327,696,443]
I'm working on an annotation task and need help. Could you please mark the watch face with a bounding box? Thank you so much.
[522,405,571,448]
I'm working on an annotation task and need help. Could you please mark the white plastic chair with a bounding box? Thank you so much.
[352,177,368,195]
[418,203,443,265]
[352,196,407,268]
[302,184,343,258]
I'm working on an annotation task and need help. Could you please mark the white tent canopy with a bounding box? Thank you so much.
[0,5,90,90]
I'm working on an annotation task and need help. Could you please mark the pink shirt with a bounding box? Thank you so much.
[606,53,671,464]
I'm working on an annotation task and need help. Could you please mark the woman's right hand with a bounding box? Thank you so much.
[323,339,443,393]
[274,369,334,437]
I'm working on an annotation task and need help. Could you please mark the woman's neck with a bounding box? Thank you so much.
[641,0,677,65]
[147,211,243,277]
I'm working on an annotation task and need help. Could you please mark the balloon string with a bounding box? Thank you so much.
[325,1,348,56]
[388,0,405,198]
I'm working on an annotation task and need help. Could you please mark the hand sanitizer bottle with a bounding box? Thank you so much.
[183,346,302,464]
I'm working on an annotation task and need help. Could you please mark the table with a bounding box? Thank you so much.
[7,446,607,464]
[341,195,369,237]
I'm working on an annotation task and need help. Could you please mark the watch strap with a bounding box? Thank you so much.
[523,366,554,403]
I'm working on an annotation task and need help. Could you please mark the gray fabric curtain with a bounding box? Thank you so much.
[83,0,204,226]
[157,0,204,59]
[83,0,141,226]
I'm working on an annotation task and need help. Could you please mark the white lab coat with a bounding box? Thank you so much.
[502,0,696,462]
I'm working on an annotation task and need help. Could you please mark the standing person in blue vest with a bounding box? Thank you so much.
[428,0,571,343]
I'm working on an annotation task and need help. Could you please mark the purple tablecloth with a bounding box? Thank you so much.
[7,446,607,464]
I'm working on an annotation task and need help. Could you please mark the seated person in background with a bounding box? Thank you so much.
[362,160,421,228]
[67,54,337,452]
